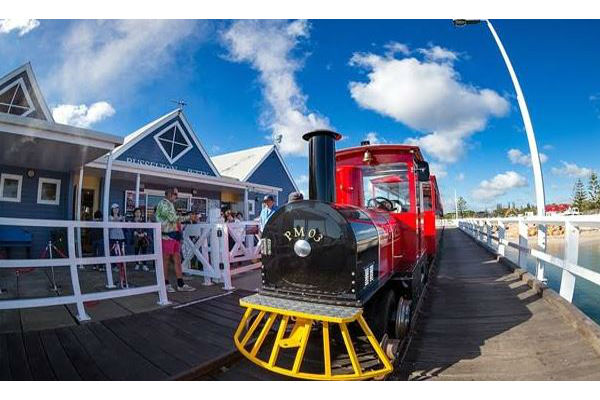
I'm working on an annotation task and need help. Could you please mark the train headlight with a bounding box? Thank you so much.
[293,239,312,258]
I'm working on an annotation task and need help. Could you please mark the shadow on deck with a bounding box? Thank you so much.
[397,227,600,380]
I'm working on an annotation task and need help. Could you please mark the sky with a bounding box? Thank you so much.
[2,19,600,211]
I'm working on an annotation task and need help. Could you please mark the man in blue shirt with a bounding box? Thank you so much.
[259,195,278,232]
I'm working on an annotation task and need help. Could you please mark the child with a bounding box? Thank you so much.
[132,207,150,271]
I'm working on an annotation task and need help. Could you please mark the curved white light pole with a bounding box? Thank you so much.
[485,20,546,217]
[454,19,547,281]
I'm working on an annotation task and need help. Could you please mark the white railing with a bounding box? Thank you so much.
[181,221,261,290]
[0,217,168,321]
[458,216,600,303]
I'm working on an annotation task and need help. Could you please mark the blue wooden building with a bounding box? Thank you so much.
[0,63,123,256]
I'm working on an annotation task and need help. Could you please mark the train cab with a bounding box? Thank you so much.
[335,142,440,277]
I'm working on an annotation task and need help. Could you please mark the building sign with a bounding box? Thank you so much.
[125,157,210,176]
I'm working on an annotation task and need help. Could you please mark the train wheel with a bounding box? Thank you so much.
[366,289,396,340]
[393,297,412,339]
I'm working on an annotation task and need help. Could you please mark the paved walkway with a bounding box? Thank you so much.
[398,227,600,380]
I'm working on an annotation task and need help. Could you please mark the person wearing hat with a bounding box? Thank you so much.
[259,194,278,232]
[288,191,304,202]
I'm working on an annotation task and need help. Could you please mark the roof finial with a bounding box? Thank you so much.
[171,99,187,111]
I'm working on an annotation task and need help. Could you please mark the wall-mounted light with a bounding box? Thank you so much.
[27,169,35,178]
[192,189,198,196]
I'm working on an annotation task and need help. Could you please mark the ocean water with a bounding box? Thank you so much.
[504,239,600,324]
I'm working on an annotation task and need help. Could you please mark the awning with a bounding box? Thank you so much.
[0,113,122,172]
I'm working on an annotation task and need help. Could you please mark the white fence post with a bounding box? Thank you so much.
[67,226,90,321]
[498,221,506,257]
[518,219,529,270]
[560,221,579,302]
[486,220,492,248]
[536,223,547,282]
[219,224,234,290]
[103,227,116,289]
[153,225,170,306]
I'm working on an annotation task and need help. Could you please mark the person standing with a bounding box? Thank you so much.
[259,195,278,232]
[155,187,196,293]
[132,208,150,271]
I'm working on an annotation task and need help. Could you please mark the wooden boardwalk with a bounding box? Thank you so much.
[0,290,253,380]
[397,227,600,380]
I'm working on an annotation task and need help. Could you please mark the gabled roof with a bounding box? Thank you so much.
[0,62,54,122]
[109,108,221,177]
[211,144,299,191]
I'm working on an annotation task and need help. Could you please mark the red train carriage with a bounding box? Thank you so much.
[234,130,442,380]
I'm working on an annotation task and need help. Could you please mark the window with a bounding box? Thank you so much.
[0,79,35,117]
[0,173,22,202]
[362,163,410,212]
[190,197,208,222]
[37,177,61,205]
[153,123,192,164]
[422,182,433,211]
[247,200,255,216]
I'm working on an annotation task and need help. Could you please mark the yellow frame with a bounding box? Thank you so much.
[233,298,393,381]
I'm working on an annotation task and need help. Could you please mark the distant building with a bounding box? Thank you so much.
[211,145,299,217]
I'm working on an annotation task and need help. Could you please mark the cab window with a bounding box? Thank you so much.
[362,163,410,212]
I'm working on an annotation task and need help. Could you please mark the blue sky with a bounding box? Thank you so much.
[2,19,600,211]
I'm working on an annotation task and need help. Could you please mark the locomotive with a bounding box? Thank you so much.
[233,130,442,380]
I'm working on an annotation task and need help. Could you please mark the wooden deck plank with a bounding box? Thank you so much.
[398,227,600,381]
[23,331,55,380]
[0,335,11,380]
[126,312,226,366]
[55,328,106,380]
[39,330,81,380]
[102,317,191,376]
[85,323,168,380]
[148,309,233,350]
[6,332,32,380]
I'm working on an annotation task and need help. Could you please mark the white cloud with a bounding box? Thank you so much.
[551,161,592,178]
[472,171,527,202]
[348,44,509,163]
[507,148,548,166]
[384,42,410,56]
[52,101,115,128]
[296,174,309,185]
[418,45,458,63]
[364,131,386,144]
[221,20,330,156]
[49,20,198,102]
[456,172,465,181]
[429,162,447,178]
[0,19,40,36]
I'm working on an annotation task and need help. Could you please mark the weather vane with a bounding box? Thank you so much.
[171,99,188,110]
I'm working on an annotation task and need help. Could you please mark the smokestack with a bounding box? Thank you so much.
[302,130,342,202]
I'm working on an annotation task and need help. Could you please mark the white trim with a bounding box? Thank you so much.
[0,113,122,150]
[86,159,283,193]
[177,111,222,177]
[0,63,54,122]
[0,78,36,117]
[37,177,61,205]
[237,145,299,192]
[272,146,300,192]
[152,121,193,164]
[109,109,222,178]
[0,173,22,202]
[110,109,179,160]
